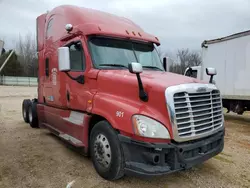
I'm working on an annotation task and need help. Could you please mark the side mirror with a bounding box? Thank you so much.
[128,62,143,74]
[206,67,217,84]
[128,62,148,102]
[206,67,217,76]
[58,47,70,72]
[163,57,167,71]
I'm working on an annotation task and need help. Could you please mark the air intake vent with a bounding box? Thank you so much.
[173,90,223,138]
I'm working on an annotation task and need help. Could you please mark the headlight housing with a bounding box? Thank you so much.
[132,115,170,139]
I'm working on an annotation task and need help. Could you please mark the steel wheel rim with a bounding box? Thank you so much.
[29,107,32,123]
[94,134,111,168]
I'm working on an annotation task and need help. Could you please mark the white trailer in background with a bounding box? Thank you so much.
[184,30,250,114]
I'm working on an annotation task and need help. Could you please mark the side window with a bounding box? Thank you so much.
[69,42,85,71]
[46,19,53,38]
[186,69,197,78]
[191,70,198,78]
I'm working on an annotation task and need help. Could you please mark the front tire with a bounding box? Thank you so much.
[90,121,125,180]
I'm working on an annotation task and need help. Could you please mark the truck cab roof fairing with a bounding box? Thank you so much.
[45,5,160,45]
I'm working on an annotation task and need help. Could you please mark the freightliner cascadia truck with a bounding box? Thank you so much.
[22,5,225,180]
[184,30,250,115]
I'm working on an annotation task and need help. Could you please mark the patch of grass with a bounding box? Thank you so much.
[213,155,234,164]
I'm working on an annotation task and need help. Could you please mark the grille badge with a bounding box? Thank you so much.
[196,87,207,92]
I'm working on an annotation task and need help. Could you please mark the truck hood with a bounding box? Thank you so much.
[97,69,206,90]
[138,70,206,88]
[95,69,208,138]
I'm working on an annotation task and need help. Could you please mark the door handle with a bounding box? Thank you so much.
[67,90,70,102]
[45,58,49,77]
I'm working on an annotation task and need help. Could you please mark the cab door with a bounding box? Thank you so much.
[65,40,89,111]
[60,40,93,141]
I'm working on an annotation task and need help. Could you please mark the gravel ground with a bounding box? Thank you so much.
[0,85,250,188]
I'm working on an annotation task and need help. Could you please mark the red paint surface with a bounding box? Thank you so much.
[36,5,204,151]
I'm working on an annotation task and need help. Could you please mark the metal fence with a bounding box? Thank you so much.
[0,76,37,86]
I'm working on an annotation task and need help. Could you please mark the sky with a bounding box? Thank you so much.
[0,0,249,54]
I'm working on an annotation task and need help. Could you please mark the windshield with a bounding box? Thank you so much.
[88,37,164,71]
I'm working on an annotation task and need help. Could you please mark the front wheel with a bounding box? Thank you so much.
[90,120,125,180]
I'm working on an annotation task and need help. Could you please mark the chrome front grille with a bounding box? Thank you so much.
[165,83,224,142]
[173,90,223,138]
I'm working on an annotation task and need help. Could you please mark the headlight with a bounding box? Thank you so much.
[132,115,170,139]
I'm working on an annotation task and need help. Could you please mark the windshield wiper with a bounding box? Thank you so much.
[142,66,163,71]
[99,64,128,68]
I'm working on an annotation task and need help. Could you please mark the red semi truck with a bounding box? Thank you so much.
[22,5,225,180]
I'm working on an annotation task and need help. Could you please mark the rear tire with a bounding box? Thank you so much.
[22,99,31,123]
[90,120,125,180]
[28,101,39,128]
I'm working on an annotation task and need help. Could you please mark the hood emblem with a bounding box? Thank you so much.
[196,87,207,92]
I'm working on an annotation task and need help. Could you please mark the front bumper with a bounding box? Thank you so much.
[118,129,225,177]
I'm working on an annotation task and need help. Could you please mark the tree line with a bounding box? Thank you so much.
[0,34,201,77]
[0,33,38,77]
[157,47,202,74]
